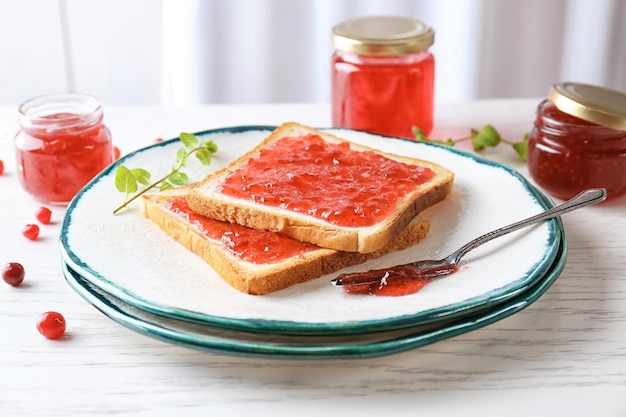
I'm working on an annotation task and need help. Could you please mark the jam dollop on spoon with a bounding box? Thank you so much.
[332,188,607,296]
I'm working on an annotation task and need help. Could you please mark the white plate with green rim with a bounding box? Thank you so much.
[60,126,564,336]
[62,237,566,360]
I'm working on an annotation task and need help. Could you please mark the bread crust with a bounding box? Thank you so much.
[187,122,453,253]
[141,189,430,295]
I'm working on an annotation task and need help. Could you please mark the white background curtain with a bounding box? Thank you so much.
[0,0,624,106]
[160,0,626,105]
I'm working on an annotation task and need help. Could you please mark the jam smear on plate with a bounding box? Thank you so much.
[339,263,459,297]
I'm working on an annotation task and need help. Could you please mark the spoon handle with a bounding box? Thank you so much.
[447,188,607,265]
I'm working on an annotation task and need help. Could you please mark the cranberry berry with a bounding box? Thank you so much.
[2,262,25,286]
[113,146,121,160]
[36,311,67,340]
[22,224,40,240]
[35,206,52,224]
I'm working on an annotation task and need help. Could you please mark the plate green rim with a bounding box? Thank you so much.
[62,232,566,360]
[60,125,563,336]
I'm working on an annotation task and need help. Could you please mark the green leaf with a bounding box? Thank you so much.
[470,129,483,151]
[159,181,174,191]
[513,133,529,161]
[196,147,213,165]
[176,148,189,166]
[113,129,220,214]
[130,168,151,186]
[115,165,138,194]
[179,132,198,149]
[168,171,189,186]
[201,140,218,154]
[472,124,501,152]
[412,126,427,141]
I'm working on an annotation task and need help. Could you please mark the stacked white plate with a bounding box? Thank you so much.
[60,126,566,360]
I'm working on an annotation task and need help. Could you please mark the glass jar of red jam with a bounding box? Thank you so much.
[14,93,113,204]
[331,15,435,139]
[528,82,626,201]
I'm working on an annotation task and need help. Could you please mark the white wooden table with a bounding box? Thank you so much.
[1,100,625,416]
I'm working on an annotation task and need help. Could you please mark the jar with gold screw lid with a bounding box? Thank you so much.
[331,15,435,139]
[527,82,626,201]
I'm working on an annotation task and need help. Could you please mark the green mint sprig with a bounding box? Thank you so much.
[412,124,529,161]
[112,132,218,214]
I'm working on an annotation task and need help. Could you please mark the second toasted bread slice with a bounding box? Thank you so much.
[141,188,430,295]
[188,122,453,253]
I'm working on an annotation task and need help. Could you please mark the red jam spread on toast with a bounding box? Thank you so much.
[217,134,435,227]
[166,197,319,264]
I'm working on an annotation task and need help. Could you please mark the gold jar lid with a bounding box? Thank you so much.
[332,15,434,55]
[549,82,626,131]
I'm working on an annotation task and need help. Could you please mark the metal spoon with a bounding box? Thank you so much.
[332,188,607,287]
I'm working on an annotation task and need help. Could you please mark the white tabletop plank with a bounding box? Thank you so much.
[1,100,625,417]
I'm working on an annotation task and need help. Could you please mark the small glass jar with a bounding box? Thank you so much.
[331,16,435,139]
[14,93,113,204]
[528,82,626,201]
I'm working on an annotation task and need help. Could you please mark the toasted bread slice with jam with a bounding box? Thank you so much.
[187,122,453,253]
[141,188,430,295]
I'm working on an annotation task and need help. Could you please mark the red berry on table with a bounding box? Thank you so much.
[36,311,66,339]
[2,262,25,286]
[22,224,40,240]
[0,159,4,175]
[113,146,121,160]
[35,206,52,224]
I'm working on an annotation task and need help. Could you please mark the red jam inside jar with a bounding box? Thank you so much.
[14,94,113,204]
[528,83,626,201]
[331,16,435,139]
